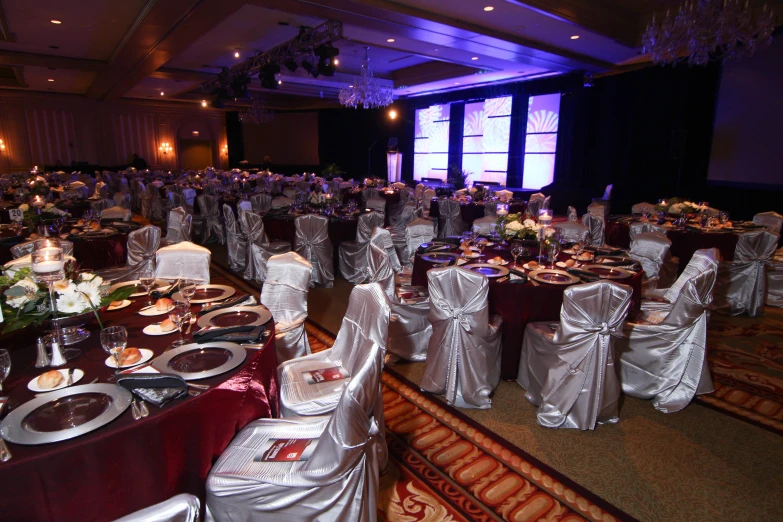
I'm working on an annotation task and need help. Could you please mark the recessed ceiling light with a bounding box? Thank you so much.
[454,82,460,85]
[387,38,395,43]
[471,56,479,60]
[47,78,54,82]
[160,91,164,96]
[333,58,339,65]
[201,100,207,107]
[50,20,62,24]
[349,85,353,88]
[278,80,282,84]
[234,51,240,58]
[484,6,494,12]
[570,35,580,40]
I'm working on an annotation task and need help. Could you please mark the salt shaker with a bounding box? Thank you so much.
[49,337,67,367]
[35,337,50,368]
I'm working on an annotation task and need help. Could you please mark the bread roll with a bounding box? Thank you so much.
[528,260,538,268]
[110,300,123,307]
[119,348,142,365]
[155,297,173,311]
[160,318,177,332]
[28,233,39,240]
[90,222,101,231]
[37,370,64,389]
[70,228,80,234]
[492,256,504,264]
[565,259,576,267]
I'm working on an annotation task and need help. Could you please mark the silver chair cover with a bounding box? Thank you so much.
[370,227,401,273]
[421,267,503,409]
[483,200,498,217]
[712,229,777,317]
[146,184,166,222]
[271,196,293,209]
[102,205,132,221]
[223,204,248,272]
[567,206,578,221]
[496,189,514,202]
[555,221,589,244]
[393,217,435,268]
[470,216,496,235]
[338,211,384,283]
[366,197,386,213]
[629,232,678,290]
[261,252,312,364]
[196,195,226,245]
[527,192,545,216]
[282,186,298,199]
[414,183,425,201]
[631,202,657,214]
[629,221,669,240]
[437,199,465,238]
[242,211,291,283]
[367,243,395,300]
[114,192,131,210]
[95,225,161,283]
[161,207,187,245]
[294,214,335,288]
[388,201,416,232]
[753,211,783,234]
[517,281,632,430]
[422,189,436,211]
[616,248,718,412]
[251,193,272,213]
[582,213,605,246]
[113,494,200,522]
[207,340,384,522]
[156,241,211,283]
[362,188,379,205]
[767,255,783,307]
[90,198,112,213]
[278,283,390,417]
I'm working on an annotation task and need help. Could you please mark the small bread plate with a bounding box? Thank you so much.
[106,299,131,311]
[197,305,273,329]
[595,255,635,267]
[104,348,154,369]
[581,265,635,280]
[522,262,541,271]
[0,384,132,445]
[529,269,580,285]
[143,324,176,336]
[421,252,459,264]
[486,258,509,266]
[555,261,580,269]
[173,284,235,304]
[463,252,480,259]
[151,342,246,381]
[138,304,174,317]
[110,279,169,298]
[571,254,595,262]
[27,368,85,392]
[462,263,510,278]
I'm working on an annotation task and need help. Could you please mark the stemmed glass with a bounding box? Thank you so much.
[475,239,486,259]
[0,349,10,392]
[510,244,523,267]
[180,278,198,306]
[139,267,156,307]
[169,300,190,347]
[100,326,128,371]
[547,240,561,269]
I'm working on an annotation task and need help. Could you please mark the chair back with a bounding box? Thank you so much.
[427,267,491,338]
[527,193,545,216]
[294,214,334,286]
[362,188,379,202]
[422,189,437,210]
[666,250,719,326]
[222,204,241,236]
[753,211,783,235]
[241,211,271,246]
[366,197,386,213]
[555,221,590,244]
[355,211,385,243]
[629,222,668,240]
[471,216,496,235]
[127,225,161,270]
[663,248,719,305]
[414,183,425,200]
[567,206,578,221]
[113,493,200,522]
[581,213,605,246]
[367,243,395,299]
[483,200,498,217]
[496,189,513,202]
[405,218,435,257]
[331,283,391,371]
[261,252,311,325]
[271,196,293,209]
[282,186,298,199]
[251,193,272,213]
[556,281,632,346]
[438,199,463,237]
[630,232,675,283]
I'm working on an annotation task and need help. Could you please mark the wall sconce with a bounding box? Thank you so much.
[0,139,6,152]
[159,142,172,155]
[221,144,228,156]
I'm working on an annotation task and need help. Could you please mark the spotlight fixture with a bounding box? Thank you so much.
[230,72,251,98]
[484,6,494,12]
[315,44,339,77]
[333,58,339,65]
[301,58,319,78]
[201,100,207,107]
[259,62,281,89]
[570,35,580,40]
[234,51,240,58]
[50,20,62,24]
[283,57,298,72]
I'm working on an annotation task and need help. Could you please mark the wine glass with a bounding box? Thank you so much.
[100,326,127,370]
[0,349,10,392]
[510,244,523,267]
[139,267,156,306]
[169,300,190,347]
[547,240,561,269]
[476,239,486,259]
[181,278,198,306]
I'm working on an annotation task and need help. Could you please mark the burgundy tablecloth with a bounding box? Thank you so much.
[0,292,279,521]
[412,245,643,380]
[606,220,739,269]
[429,200,527,226]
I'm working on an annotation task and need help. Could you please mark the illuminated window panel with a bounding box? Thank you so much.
[522,93,560,190]
[414,104,451,181]
[461,96,512,186]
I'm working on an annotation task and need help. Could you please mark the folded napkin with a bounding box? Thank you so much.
[193,325,266,344]
[116,373,188,408]
[198,294,256,315]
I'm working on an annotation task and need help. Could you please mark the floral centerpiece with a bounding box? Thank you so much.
[655,198,708,215]
[18,202,68,228]
[0,262,133,334]
[496,213,556,242]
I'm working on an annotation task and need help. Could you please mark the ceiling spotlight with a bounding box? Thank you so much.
[387,38,395,43]
[454,82,460,85]
[388,109,397,120]
[47,78,54,82]
[234,51,240,58]
[315,44,339,77]
[484,6,494,12]
[201,100,207,107]
[278,80,282,85]
[259,62,281,89]
[283,57,298,72]
[471,56,479,60]
[50,20,62,24]
[333,58,339,65]
[302,58,319,78]
[570,35,580,40]
[160,91,164,96]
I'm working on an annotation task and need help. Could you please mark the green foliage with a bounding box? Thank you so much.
[321,163,344,178]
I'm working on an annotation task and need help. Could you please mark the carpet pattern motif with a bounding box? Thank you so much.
[304,323,634,522]
[700,308,783,433]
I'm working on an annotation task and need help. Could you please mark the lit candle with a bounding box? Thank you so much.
[33,259,65,273]
[497,208,508,216]
[538,209,552,226]
[31,196,45,208]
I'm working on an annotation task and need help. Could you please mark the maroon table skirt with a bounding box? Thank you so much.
[0,292,279,521]
[606,220,739,270]
[429,200,527,226]
[412,245,643,380]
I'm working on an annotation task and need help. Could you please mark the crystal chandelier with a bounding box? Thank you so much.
[238,97,275,124]
[339,47,394,109]
[642,0,776,66]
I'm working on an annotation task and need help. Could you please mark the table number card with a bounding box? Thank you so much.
[8,209,24,222]
[254,438,316,462]
[302,366,349,385]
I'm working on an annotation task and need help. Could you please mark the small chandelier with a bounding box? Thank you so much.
[643,0,776,66]
[339,47,394,109]
[238,97,275,124]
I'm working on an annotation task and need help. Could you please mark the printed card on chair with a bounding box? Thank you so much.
[254,438,316,462]
[302,366,349,384]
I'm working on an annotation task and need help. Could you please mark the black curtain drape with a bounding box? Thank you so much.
[447,102,465,175]
[225,112,244,169]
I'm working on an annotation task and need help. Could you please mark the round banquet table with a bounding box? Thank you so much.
[0,291,279,522]
[411,244,643,380]
[605,219,739,270]
[0,200,93,224]
[429,200,527,226]
[0,227,127,270]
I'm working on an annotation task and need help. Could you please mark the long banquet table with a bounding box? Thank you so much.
[0,290,279,522]
[411,244,643,380]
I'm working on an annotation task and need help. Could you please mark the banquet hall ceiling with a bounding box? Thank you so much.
[0,0,779,109]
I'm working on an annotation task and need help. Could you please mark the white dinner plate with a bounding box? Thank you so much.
[522,263,542,271]
[104,348,154,368]
[486,258,509,266]
[106,299,131,311]
[110,279,169,298]
[172,284,235,304]
[462,263,510,278]
[143,324,176,336]
[463,252,480,259]
[556,261,581,269]
[571,254,595,262]
[138,304,175,317]
[27,368,85,392]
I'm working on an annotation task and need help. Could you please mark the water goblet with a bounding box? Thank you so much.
[181,278,198,306]
[547,240,561,269]
[100,326,128,370]
[510,244,523,267]
[139,268,156,306]
[0,349,10,392]
[169,301,190,347]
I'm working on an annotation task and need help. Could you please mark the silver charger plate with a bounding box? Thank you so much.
[581,265,635,279]
[421,252,459,264]
[0,384,132,445]
[110,279,169,298]
[462,263,510,278]
[197,305,273,329]
[529,269,580,285]
[172,284,235,304]
[151,342,247,381]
